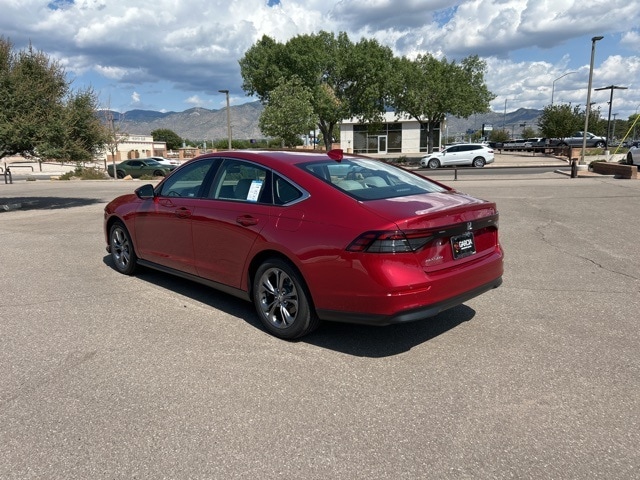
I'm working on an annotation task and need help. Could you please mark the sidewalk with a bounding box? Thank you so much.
[1,151,630,180]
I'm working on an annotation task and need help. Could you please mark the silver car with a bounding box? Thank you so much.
[421,143,495,169]
[551,132,607,148]
[627,146,640,166]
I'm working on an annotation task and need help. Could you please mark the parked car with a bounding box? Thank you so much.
[501,139,527,151]
[550,132,606,148]
[627,146,640,166]
[420,143,495,169]
[107,158,176,179]
[524,138,549,151]
[104,150,504,339]
[150,156,180,166]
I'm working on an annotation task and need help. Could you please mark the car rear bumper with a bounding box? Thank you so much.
[316,276,502,326]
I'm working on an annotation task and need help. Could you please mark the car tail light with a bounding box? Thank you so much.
[346,215,499,254]
[347,230,436,253]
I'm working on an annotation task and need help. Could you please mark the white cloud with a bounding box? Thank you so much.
[185,95,206,107]
[0,1,639,117]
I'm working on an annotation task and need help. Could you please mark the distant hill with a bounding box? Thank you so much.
[446,108,543,139]
[101,102,265,142]
[103,103,542,142]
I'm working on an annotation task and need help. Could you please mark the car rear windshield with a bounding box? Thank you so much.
[301,158,448,200]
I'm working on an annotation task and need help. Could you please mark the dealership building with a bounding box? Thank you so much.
[102,134,168,162]
[339,112,444,155]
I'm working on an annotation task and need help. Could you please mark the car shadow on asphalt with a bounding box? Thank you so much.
[0,196,101,211]
[105,257,476,357]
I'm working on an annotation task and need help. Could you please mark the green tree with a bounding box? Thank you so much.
[240,31,394,150]
[47,88,107,163]
[522,126,538,138]
[259,77,316,147]
[538,104,585,139]
[1,37,107,164]
[389,54,495,153]
[489,129,510,144]
[151,128,182,150]
[0,37,68,160]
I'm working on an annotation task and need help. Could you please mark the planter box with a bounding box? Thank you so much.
[591,162,637,179]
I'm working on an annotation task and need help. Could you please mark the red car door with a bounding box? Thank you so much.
[134,196,198,275]
[132,158,218,275]
[191,160,270,288]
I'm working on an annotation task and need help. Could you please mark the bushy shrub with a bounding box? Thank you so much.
[59,165,108,180]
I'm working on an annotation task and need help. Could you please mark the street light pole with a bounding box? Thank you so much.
[594,85,628,147]
[551,71,577,105]
[218,89,232,150]
[580,36,603,167]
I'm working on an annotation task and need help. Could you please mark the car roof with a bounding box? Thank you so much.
[195,149,359,167]
[445,143,490,147]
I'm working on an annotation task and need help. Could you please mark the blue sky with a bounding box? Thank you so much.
[2,0,639,123]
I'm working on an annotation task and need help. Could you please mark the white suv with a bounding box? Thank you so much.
[421,143,495,169]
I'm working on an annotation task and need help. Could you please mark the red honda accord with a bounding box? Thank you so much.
[104,150,503,339]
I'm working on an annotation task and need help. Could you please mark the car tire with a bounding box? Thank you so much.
[427,159,440,169]
[252,258,319,339]
[116,170,125,179]
[153,170,164,177]
[109,221,138,275]
[472,157,486,168]
[595,141,606,149]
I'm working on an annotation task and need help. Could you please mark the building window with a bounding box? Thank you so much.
[353,123,402,154]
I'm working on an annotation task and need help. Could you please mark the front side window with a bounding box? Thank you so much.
[157,159,217,198]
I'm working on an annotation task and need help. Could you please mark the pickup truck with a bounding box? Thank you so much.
[496,138,549,151]
[501,139,528,150]
[549,132,606,148]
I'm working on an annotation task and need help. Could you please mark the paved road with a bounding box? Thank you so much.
[1,175,639,479]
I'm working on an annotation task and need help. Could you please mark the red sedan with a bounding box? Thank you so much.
[104,149,503,339]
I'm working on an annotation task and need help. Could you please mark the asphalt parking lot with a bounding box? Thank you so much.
[1,172,639,479]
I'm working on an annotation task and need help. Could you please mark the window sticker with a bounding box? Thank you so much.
[247,180,263,202]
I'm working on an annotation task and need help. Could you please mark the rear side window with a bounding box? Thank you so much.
[210,159,270,203]
[274,175,303,205]
[302,158,447,201]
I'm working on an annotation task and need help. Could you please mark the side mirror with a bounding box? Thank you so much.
[135,184,155,199]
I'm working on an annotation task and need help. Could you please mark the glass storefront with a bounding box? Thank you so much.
[353,123,402,154]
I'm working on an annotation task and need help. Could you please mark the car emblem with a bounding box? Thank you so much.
[467,222,473,231]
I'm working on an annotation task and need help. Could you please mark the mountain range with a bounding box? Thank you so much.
[105,101,543,142]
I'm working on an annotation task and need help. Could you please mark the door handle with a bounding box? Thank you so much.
[236,215,258,226]
[175,207,191,219]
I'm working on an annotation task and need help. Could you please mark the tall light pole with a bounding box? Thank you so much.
[218,89,232,150]
[580,35,603,167]
[594,85,628,147]
[503,98,507,130]
[551,71,577,105]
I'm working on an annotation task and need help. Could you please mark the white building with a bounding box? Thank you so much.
[103,134,167,162]
[339,112,443,156]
